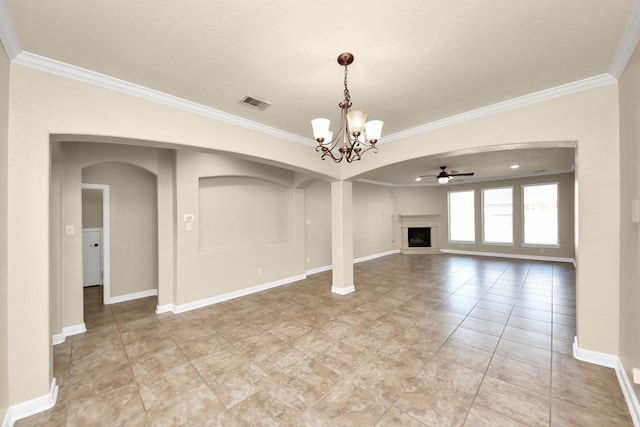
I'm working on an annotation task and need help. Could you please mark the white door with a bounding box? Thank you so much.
[82,229,102,287]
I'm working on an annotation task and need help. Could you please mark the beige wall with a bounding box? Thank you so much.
[303,179,332,270]
[353,182,394,259]
[199,177,293,250]
[81,189,103,228]
[436,173,575,259]
[618,42,640,402]
[392,186,445,250]
[174,150,305,305]
[0,45,9,421]
[52,142,174,338]
[2,60,623,407]
[83,163,158,297]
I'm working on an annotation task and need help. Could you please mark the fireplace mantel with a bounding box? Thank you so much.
[399,215,442,254]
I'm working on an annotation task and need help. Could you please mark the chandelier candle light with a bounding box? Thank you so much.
[311,52,383,163]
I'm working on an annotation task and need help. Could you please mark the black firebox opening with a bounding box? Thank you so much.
[408,227,431,247]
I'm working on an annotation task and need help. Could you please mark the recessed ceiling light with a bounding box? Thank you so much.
[510,164,520,169]
[415,177,421,182]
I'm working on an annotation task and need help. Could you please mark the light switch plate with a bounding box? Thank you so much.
[184,214,195,222]
[65,225,75,235]
[632,200,640,223]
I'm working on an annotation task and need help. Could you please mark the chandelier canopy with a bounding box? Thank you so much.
[311,53,383,163]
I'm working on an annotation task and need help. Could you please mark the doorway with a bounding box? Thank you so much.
[81,183,111,303]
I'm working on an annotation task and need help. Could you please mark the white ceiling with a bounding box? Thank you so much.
[4,0,637,185]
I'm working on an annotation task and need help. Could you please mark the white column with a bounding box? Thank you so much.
[331,180,354,294]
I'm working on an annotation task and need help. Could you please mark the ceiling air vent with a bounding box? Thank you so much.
[239,95,271,111]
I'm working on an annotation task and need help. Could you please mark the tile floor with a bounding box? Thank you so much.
[16,254,633,426]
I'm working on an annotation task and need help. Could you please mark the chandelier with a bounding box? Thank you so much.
[311,53,383,163]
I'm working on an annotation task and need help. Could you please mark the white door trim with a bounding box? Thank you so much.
[81,183,111,304]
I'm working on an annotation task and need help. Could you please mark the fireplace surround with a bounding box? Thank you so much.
[399,215,442,254]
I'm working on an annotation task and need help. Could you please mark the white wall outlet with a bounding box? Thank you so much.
[185,222,193,231]
[633,367,640,384]
[65,225,75,235]
[184,214,195,222]
[305,219,312,225]
[257,267,263,276]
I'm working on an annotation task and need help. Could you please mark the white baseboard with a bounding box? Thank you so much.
[2,378,58,427]
[305,250,400,277]
[52,323,87,345]
[616,358,640,427]
[155,303,175,314]
[572,337,617,367]
[171,274,307,314]
[331,285,355,295]
[354,250,400,264]
[108,288,157,304]
[305,265,332,275]
[440,249,575,264]
[573,337,640,426]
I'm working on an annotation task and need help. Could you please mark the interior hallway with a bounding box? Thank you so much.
[16,254,632,426]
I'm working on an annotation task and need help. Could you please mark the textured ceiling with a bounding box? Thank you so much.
[5,0,636,184]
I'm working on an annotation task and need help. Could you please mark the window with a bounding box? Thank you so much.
[482,187,513,244]
[448,190,475,242]
[523,183,558,246]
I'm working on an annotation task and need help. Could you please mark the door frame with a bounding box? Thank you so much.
[81,183,111,304]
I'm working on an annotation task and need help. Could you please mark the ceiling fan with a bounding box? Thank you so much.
[419,166,475,184]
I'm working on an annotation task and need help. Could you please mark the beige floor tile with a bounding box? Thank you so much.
[474,376,550,427]
[313,382,389,426]
[463,404,529,426]
[15,255,634,426]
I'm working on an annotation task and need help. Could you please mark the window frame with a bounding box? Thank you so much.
[447,189,476,243]
[521,182,560,248]
[481,186,514,246]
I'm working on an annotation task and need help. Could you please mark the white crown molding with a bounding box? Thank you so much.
[382,73,617,144]
[12,51,316,147]
[610,0,640,79]
[0,0,21,60]
[9,52,618,152]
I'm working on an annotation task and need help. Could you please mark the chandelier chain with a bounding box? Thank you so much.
[343,65,350,103]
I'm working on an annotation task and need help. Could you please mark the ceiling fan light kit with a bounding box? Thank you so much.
[311,52,383,163]
[420,166,475,185]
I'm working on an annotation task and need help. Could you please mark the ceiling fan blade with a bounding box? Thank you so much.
[448,172,475,177]
[418,174,438,178]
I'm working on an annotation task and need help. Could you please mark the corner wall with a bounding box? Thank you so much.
[0,42,10,423]
[618,42,640,404]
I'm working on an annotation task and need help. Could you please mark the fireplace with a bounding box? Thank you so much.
[399,215,442,254]
[408,227,431,247]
